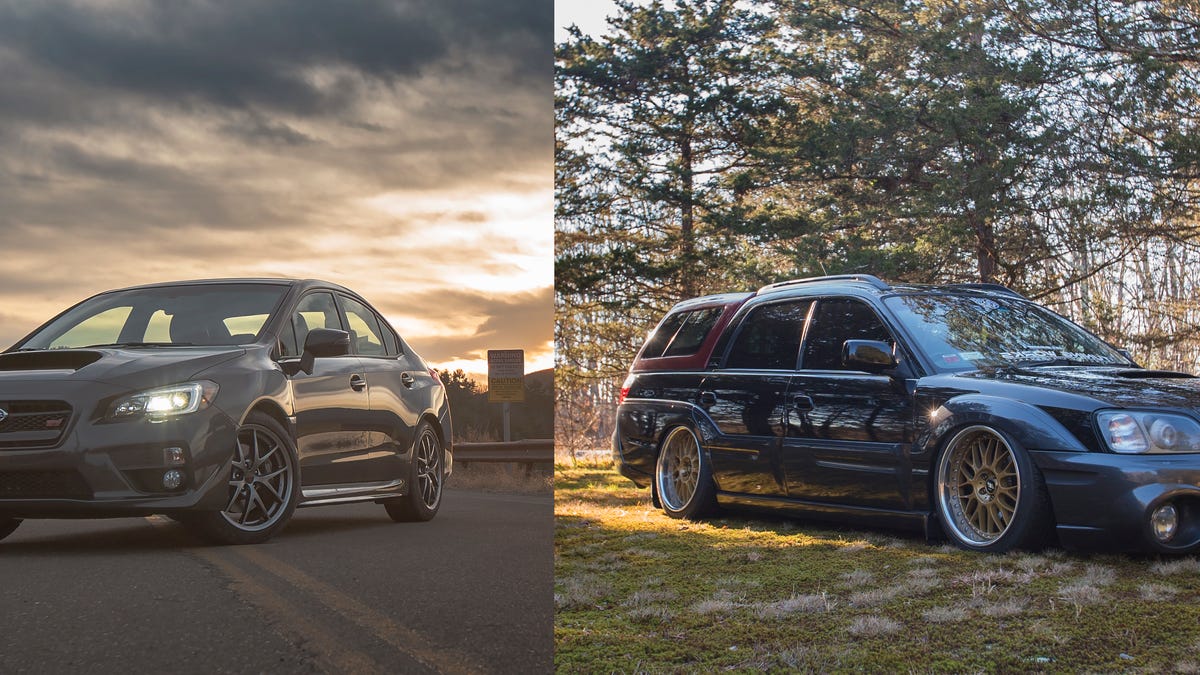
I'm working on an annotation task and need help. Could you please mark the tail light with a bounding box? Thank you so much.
[618,374,634,404]
[428,367,439,381]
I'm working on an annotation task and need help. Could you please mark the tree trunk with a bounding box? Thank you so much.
[970,209,997,283]
[680,134,696,297]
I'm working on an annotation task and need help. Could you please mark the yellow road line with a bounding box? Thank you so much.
[145,517,384,675]
[236,546,482,675]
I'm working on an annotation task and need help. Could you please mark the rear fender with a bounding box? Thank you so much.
[614,399,715,482]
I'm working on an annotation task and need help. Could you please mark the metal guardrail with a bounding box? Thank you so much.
[454,439,554,464]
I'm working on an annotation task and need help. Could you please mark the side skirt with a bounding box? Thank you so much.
[298,479,406,507]
[716,492,930,533]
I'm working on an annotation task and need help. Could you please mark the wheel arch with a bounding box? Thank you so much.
[240,398,294,438]
[917,394,1088,463]
[419,411,451,475]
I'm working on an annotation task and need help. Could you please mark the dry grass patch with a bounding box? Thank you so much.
[448,462,551,494]
[1151,558,1200,576]
[841,568,875,585]
[849,585,906,608]
[1058,580,1104,615]
[555,573,613,610]
[1139,583,1180,602]
[756,593,835,618]
[849,615,902,637]
[982,597,1028,618]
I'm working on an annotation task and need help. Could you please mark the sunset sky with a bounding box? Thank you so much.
[0,0,552,376]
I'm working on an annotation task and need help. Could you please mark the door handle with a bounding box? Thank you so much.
[400,372,415,388]
[698,391,717,407]
[791,394,815,411]
[349,374,367,392]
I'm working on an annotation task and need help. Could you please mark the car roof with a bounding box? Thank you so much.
[752,275,1027,301]
[104,278,355,295]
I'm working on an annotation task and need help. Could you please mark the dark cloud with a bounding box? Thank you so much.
[0,0,548,114]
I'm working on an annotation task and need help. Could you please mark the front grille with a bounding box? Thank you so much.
[0,400,72,449]
[0,470,92,499]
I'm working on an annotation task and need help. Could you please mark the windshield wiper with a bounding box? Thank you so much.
[1013,358,1118,368]
[80,342,192,348]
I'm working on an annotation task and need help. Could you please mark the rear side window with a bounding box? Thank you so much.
[340,296,387,357]
[802,299,894,371]
[641,307,723,359]
[725,300,812,370]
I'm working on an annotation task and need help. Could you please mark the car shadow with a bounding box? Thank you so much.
[0,509,406,554]
[0,518,199,555]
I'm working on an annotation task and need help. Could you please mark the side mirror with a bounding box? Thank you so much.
[300,328,351,374]
[1117,348,1138,366]
[843,339,897,373]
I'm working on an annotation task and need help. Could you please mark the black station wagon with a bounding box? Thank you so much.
[613,274,1200,553]
[0,279,451,545]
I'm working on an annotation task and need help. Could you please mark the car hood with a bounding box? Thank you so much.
[0,347,246,391]
[947,366,1200,410]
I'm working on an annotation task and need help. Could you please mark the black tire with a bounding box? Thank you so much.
[185,412,300,545]
[934,425,1053,553]
[384,421,444,523]
[0,518,21,542]
[655,426,717,520]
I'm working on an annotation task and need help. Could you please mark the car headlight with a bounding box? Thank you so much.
[110,381,219,420]
[1095,410,1200,453]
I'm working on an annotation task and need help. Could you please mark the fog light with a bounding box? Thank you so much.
[164,447,185,466]
[162,469,184,491]
[1151,503,1179,543]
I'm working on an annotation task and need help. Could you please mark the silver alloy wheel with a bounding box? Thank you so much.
[656,427,701,512]
[414,427,442,511]
[937,426,1022,546]
[221,424,294,532]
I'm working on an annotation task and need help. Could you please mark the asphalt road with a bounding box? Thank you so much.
[0,489,552,674]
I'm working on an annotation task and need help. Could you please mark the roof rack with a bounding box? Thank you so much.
[945,283,1025,298]
[756,274,891,295]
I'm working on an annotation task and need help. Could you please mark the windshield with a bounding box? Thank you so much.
[15,283,289,350]
[883,293,1131,371]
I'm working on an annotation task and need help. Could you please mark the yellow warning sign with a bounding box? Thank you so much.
[487,349,525,403]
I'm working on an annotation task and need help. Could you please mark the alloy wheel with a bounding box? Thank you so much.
[657,427,701,512]
[937,426,1022,545]
[221,424,294,532]
[414,427,442,510]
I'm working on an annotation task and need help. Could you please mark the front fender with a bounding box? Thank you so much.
[918,394,1089,460]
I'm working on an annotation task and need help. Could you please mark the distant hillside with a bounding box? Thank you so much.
[439,367,553,442]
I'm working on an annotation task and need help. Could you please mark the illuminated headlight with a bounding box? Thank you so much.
[1096,410,1200,453]
[110,381,218,420]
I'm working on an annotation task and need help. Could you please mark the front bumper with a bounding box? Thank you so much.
[1035,450,1200,553]
[0,402,238,519]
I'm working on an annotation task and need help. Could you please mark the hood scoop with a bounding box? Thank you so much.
[1112,369,1195,379]
[0,350,103,372]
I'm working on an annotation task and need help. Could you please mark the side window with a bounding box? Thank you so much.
[377,315,399,355]
[340,296,386,357]
[802,299,894,371]
[641,307,723,359]
[277,315,298,357]
[291,292,342,356]
[725,300,811,370]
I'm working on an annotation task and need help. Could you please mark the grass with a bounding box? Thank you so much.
[555,466,1200,673]
[448,462,551,495]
